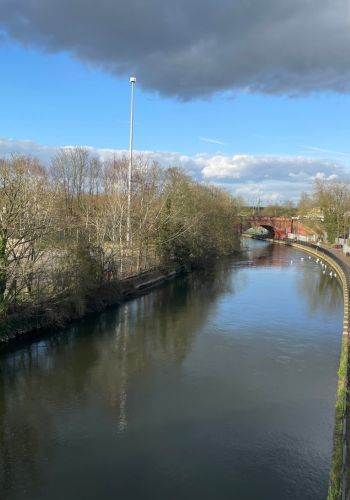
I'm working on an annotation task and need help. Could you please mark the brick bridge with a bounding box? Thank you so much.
[239,216,317,240]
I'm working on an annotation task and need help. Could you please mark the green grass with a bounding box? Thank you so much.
[328,334,348,500]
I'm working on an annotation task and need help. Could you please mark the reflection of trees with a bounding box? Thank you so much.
[0,325,103,499]
[0,351,55,500]
[89,264,234,418]
[243,239,343,315]
[0,263,232,498]
[240,239,290,268]
[296,266,343,315]
[2,241,340,499]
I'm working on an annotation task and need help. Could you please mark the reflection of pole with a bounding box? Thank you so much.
[126,76,136,247]
[118,304,129,433]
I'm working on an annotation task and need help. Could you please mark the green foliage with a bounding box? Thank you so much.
[312,180,350,243]
[327,335,348,500]
[156,169,240,268]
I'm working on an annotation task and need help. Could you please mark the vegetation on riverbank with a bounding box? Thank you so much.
[328,334,348,500]
[0,151,242,340]
[297,180,350,243]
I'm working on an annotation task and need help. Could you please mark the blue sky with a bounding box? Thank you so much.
[1,0,350,203]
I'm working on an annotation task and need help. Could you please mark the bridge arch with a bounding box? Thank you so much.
[239,215,319,241]
[239,216,293,240]
[259,225,275,238]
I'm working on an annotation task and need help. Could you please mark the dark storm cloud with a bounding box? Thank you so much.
[0,0,350,98]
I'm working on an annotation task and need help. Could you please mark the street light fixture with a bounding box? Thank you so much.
[126,76,136,246]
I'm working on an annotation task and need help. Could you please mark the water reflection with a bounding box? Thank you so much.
[0,241,343,500]
[296,263,343,315]
[239,238,292,268]
[0,266,233,499]
[241,239,343,316]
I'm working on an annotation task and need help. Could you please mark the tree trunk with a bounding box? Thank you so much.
[0,236,7,307]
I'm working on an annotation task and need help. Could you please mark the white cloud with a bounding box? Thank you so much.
[303,145,350,157]
[199,154,344,183]
[199,137,226,146]
[0,137,347,203]
[233,184,287,203]
[312,172,339,181]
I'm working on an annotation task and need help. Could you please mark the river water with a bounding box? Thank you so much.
[0,240,344,500]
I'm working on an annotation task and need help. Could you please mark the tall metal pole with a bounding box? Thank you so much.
[126,76,136,246]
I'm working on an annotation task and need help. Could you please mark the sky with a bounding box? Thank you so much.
[0,0,350,203]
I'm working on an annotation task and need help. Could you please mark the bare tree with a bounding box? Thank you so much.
[0,156,56,311]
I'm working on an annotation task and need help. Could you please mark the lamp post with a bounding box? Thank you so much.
[126,76,136,247]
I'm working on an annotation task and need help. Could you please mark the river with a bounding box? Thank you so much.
[0,239,344,500]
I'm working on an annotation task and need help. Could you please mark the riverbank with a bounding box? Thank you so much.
[273,239,350,500]
[2,237,348,497]
[0,265,184,347]
[1,239,338,500]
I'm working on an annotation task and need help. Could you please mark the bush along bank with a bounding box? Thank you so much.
[0,153,243,344]
[0,265,185,345]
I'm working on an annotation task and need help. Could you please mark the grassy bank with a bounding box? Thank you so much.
[328,334,348,500]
